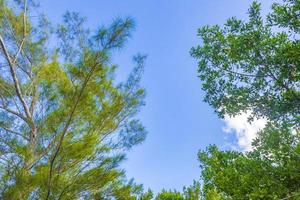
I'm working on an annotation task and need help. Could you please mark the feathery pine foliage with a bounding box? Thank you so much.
[0,0,147,199]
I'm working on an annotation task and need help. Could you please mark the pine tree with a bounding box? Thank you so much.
[0,0,147,199]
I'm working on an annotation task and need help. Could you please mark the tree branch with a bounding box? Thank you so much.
[0,126,29,141]
[12,0,27,64]
[0,35,32,122]
[0,105,28,123]
[45,55,101,199]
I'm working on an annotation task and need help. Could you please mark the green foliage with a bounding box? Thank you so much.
[268,0,300,33]
[199,124,300,199]
[154,181,202,200]
[191,0,300,127]
[139,189,154,200]
[0,0,147,199]
[155,189,185,200]
[192,0,300,199]
[183,180,202,200]
[136,1,300,200]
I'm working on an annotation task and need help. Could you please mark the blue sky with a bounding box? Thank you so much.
[41,0,274,193]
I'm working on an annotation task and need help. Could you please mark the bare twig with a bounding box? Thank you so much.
[0,35,32,122]
[0,126,29,141]
[0,105,28,123]
[12,0,27,64]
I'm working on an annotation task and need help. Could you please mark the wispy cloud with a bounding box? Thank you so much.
[222,111,267,152]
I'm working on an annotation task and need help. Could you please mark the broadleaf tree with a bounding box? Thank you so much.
[192,0,300,199]
[154,181,202,200]
[191,0,300,127]
[198,123,300,199]
[0,0,148,199]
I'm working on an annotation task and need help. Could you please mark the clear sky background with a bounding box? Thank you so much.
[40,0,274,193]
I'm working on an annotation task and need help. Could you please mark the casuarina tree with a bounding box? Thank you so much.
[0,0,147,199]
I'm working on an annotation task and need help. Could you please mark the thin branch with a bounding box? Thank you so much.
[27,130,59,169]
[45,56,101,199]
[12,0,27,64]
[280,192,300,200]
[0,82,23,114]
[207,58,267,78]
[13,40,25,65]
[0,35,32,122]
[0,105,28,123]
[0,126,29,141]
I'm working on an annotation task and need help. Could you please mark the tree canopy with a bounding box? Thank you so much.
[192,1,300,199]
[154,181,201,200]
[0,0,147,199]
[191,0,300,127]
[0,0,299,199]
[199,123,300,199]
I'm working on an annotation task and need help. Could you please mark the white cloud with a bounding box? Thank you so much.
[222,111,267,152]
